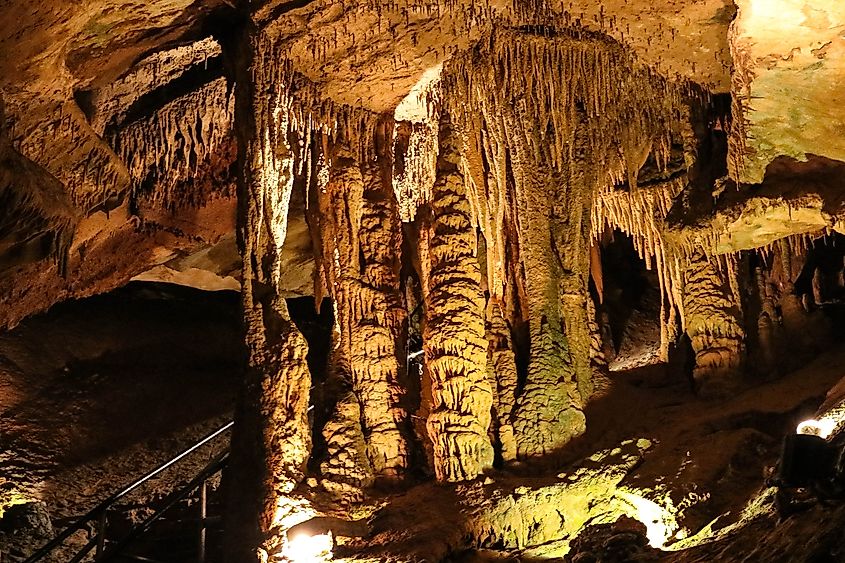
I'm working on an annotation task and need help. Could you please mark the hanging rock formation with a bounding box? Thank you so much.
[115,75,236,211]
[441,28,689,458]
[418,113,494,482]
[591,177,687,360]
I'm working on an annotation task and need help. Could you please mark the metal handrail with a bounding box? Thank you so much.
[23,421,233,563]
[99,450,229,562]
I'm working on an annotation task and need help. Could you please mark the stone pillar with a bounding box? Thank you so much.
[506,108,587,460]
[316,125,410,480]
[682,251,745,396]
[223,22,311,563]
[419,114,494,481]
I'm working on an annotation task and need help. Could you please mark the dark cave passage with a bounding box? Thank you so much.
[597,229,667,373]
[0,281,244,559]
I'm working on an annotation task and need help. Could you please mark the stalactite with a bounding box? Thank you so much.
[392,66,441,222]
[223,25,312,563]
[590,177,686,360]
[726,18,754,184]
[419,113,494,481]
[681,250,746,396]
[315,120,410,479]
[485,298,519,462]
[89,36,223,134]
[438,27,691,457]
[115,77,236,210]
[392,120,438,221]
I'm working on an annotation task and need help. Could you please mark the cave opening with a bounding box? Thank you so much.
[794,233,845,330]
[597,229,664,372]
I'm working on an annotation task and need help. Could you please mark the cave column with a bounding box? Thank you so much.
[316,125,410,480]
[419,113,494,481]
[682,251,746,396]
[505,108,587,460]
[223,22,311,563]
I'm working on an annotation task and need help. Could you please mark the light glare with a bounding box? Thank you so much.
[796,418,837,439]
[284,532,333,563]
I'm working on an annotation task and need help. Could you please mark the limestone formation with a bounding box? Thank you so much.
[591,178,686,360]
[6,2,845,562]
[319,391,374,502]
[442,28,689,458]
[681,252,745,395]
[485,299,519,462]
[313,121,410,479]
[419,114,494,482]
[223,24,312,563]
[115,76,236,210]
[0,94,78,276]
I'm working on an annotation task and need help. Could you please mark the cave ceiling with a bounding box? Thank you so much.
[0,0,844,326]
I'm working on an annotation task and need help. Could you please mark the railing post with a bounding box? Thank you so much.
[95,510,107,558]
[198,480,207,563]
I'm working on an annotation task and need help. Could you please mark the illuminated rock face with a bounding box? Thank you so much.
[223,27,311,563]
[485,299,519,463]
[419,115,494,482]
[316,129,410,479]
[729,0,845,184]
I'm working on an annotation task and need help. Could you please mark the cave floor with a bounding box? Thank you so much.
[3,285,845,561]
[0,282,240,526]
[330,347,845,562]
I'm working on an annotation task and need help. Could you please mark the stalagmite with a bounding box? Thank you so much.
[419,113,494,481]
[223,24,311,563]
[485,298,519,462]
[320,391,375,502]
[681,251,745,396]
[506,113,587,458]
[314,120,410,479]
[587,297,610,394]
